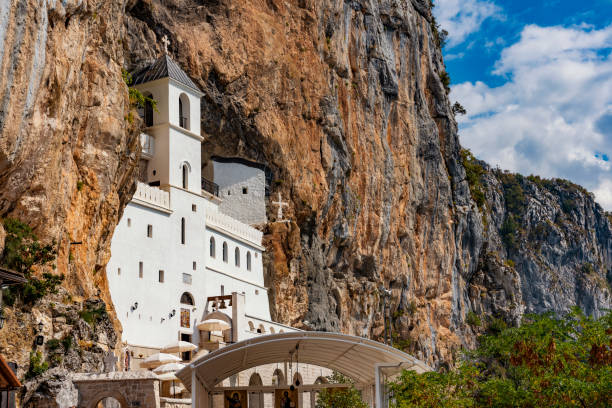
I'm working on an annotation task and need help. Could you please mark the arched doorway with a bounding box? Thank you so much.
[95,396,123,408]
[248,373,264,408]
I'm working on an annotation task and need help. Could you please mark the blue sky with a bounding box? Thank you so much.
[434,0,612,209]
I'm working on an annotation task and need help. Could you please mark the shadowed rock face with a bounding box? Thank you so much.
[0,0,610,377]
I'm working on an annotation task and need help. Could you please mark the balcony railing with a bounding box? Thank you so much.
[201,178,219,197]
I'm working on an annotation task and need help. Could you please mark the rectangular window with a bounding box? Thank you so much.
[118,267,121,275]
[139,262,143,278]
[159,270,164,283]
[147,224,153,238]
[242,187,248,194]
[192,261,196,270]
[182,273,192,285]
[192,204,197,212]
[127,218,131,227]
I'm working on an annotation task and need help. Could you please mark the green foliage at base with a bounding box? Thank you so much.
[25,351,49,380]
[1,218,62,306]
[461,149,486,210]
[316,372,368,408]
[387,309,612,408]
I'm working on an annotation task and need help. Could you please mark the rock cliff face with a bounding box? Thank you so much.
[0,0,610,380]
[0,0,138,377]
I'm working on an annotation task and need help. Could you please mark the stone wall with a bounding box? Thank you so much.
[72,372,160,408]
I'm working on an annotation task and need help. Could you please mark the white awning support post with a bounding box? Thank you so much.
[375,363,382,408]
[192,365,210,408]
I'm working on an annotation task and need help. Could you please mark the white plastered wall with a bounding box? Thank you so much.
[213,160,267,225]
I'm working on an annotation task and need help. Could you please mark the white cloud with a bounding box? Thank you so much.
[433,0,502,47]
[453,24,612,209]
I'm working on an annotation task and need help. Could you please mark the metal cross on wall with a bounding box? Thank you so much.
[272,192,289,221]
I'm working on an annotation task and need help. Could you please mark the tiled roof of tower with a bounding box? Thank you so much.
[131,54,201,93]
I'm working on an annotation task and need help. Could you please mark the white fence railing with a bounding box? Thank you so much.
[133,182,170,210]
[206,210,263,245]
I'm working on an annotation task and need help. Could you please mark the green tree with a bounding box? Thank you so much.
[388,309,612,408]
[1,218,62,305]
[316,372,368,408]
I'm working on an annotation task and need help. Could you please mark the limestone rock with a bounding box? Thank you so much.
[20,368,78,408]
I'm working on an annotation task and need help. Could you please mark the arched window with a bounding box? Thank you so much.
[272,369,285,386]
[181,218,185,244]
[257,324,265,334]
[235,247,240,267]
[269,327,275,334]
[180,292,194,305]
[249,373,263,386]
[178,93,190,130]
[222,242,228,263]
[144,93,154,127]
[210,237,215,258]
[248,321,255,331]
[246,251,252,271]
[182,164,188,189]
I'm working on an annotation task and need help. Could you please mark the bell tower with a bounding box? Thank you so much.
[131,53,203,193]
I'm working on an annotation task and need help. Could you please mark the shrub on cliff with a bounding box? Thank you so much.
[460,149,486,210]
[1,218,62,305]
[387,309,612,408]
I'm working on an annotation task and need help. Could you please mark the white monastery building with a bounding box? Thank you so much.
[105,54,333,407]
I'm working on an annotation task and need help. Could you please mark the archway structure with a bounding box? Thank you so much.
[72,371,160,408]
[177,331,431,408]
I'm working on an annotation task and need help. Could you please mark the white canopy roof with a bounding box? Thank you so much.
[176,331,431,391]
